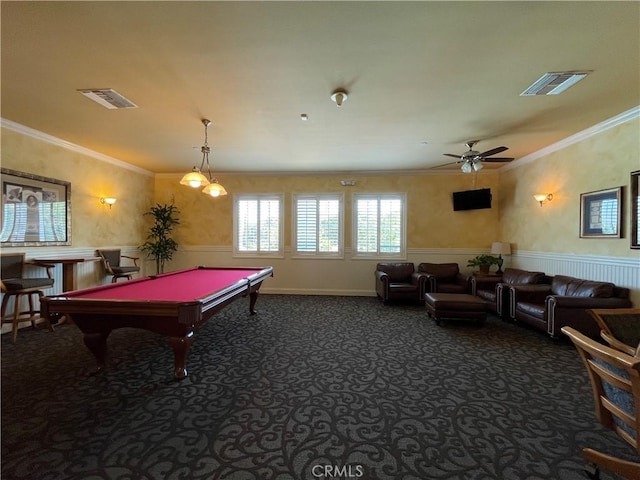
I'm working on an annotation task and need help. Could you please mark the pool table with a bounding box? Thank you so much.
[40,266,273,380]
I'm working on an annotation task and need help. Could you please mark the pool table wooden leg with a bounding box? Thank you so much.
[249,290,259,315]
[169,333,194,380]
[82,331,110,375]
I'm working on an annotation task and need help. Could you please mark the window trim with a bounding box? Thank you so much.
[233,193,285,258]
[351,192,407,260]
[292,192,345,259]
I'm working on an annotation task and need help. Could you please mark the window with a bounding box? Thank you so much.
[353,193,406,258]
[293,194,343,257]
[234,194,284,257]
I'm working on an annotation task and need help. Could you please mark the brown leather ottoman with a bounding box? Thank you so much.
[425,293,487,326]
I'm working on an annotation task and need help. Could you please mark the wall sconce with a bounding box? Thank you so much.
[100,197,117,209]
[340,179,356,186]
[533,193,553,206]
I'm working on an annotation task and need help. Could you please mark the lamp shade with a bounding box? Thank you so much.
[491,242,512,255]
[180,168,210,188]
[202,181,228,197]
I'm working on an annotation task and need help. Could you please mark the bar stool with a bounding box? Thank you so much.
[1,253,55,342]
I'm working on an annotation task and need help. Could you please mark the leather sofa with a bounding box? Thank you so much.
[375,263,427,304]
[471,268,549,317]
[418,263,470,294]
[508,275,632,338]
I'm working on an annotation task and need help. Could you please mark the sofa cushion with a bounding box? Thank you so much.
[517,301,546,318]
[551,275,614,298]
[502,268,545,285]
[476,289,496,303]
[2,277,55,291]
[390,283,418,293]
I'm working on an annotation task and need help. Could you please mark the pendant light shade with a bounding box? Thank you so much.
[180,119,227,196]
[179,167,210,188]
[202,181,228,197]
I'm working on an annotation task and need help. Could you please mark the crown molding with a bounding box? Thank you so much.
[503,105,640,171]
[1,118,154,176]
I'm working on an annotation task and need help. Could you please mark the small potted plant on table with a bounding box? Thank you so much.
[467,254,500,274]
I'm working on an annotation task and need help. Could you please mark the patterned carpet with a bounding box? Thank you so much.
[1,294,636,480]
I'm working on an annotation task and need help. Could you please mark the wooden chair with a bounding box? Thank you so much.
[97,249,140,283]
[562,326,640,479]
[1,253,55,342]
[589,308,640,356]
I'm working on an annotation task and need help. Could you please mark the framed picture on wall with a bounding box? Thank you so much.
[579,186,622,238]
[0,168,71,246]
[632,170,640,249]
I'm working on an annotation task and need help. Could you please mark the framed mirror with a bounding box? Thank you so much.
[632,170,640,249]
[1,168,71,246]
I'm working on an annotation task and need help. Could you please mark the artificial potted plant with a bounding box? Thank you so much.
[467,254,499,274]
[140,202,180,274]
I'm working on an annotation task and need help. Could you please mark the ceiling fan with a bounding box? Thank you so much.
[436,141,514,173]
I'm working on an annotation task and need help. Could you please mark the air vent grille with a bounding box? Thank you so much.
[520,71,590,96]
[78,88,138,109]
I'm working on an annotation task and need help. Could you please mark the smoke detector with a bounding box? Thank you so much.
[78,88,138,109]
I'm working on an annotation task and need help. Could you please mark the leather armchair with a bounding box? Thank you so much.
[471,268,548,317]
[509,275,632,339]
[418,263,470,294]
[375,263,426,304]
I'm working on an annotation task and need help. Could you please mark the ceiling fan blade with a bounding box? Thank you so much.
[443,153,461,159]
[479,146,508,157]
[430,160,462,169]
[482,157,514,163]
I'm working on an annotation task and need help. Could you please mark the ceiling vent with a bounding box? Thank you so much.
[520,71,591,96]
[78,88,138,109]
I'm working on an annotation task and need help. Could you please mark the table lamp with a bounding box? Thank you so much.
[491,242,512,274]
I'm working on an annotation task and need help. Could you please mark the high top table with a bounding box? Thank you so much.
[30,257,101,292]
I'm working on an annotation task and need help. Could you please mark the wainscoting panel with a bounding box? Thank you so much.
[511,250,640,305]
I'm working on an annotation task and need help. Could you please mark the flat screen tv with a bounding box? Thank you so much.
[452,188,492,211]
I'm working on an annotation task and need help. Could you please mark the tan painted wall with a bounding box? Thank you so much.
[499,118,640,257]
[1,128,154,248]
[156,172,501,249]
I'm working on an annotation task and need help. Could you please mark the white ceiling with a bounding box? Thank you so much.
[2,1,639,174]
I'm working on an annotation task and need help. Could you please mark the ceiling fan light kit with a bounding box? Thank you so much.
[179,119,227,197]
